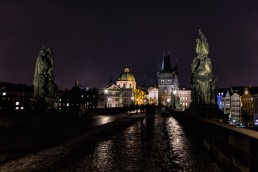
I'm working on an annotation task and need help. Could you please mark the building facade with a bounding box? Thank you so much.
[221,91,231,115]
[98,67,142,108]
[176,88,191,111]
[241,87,254,126]
[147,87,158,105]
[157,54,179,106]
[0,82,33,112]
[98,85,121,108]
[230,92,241,125]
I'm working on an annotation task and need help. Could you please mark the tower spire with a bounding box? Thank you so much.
[161,52,172,72]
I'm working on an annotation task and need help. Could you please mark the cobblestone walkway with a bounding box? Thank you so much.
[66,115,223,171]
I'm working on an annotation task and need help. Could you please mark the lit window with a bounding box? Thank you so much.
[15,107,19,110]
[2,92,6,96]
[21,107,24,110]
[16,102,19,106]
[81,95,83,98]
[67,103,69,107]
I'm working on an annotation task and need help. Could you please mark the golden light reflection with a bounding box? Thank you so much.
[98,116,113,125]
[94,140,113,170]
[166,117,185,152]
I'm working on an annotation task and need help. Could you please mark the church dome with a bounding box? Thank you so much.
[118,67,135,82]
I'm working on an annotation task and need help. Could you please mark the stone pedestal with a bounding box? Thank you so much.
[188,103,224,119]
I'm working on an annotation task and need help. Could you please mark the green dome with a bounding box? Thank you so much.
[118,67,135,81]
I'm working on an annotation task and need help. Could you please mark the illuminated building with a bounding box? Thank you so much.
[116,67,136,107]
[133,89,145,105]
[0,82,33,112]
[157,53,179,106]
[176,88,191,111]
[58,81,98,111]
[230,92,241,125]
[241,87,254,126]
[221,90,231,115]
[116,67,136,89]
[98,67,146,108]
[98,85,120,108]
[219,86,258,126]
[147,87,158,105]
[252,94,258,125]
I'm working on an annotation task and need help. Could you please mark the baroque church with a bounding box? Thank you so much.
[157,53,179,106]
[98,67,145,108]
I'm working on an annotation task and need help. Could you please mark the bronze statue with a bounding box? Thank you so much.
[191,30,216,105]
[33,45,58,109]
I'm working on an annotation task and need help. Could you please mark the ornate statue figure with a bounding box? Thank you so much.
[191,30,216,105]
[33,45,58,109]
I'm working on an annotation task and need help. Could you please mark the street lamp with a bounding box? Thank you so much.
[104,89,108,108]
[173,90,177,110]
[131,96,134,105]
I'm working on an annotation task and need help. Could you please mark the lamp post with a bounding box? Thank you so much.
[173,90,177,110]
[104,89,108,108]
[131,96,134,105]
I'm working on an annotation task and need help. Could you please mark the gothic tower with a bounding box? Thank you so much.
[157,53,179,106]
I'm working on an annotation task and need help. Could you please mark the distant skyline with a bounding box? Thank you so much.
[1,0,258,89]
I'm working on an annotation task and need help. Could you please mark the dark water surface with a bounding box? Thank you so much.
[67,115,223,171]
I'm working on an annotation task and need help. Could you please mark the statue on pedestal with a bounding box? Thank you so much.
[191,30,217,106]
[33,45,58,109]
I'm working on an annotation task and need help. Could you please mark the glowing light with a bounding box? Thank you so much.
[16,102,19,106]
[21,107,24,110]
[67,103,69,107]
[99,116,112,125]
[104,89,108,94]
[15,107,19,110]
[2,92,6,96]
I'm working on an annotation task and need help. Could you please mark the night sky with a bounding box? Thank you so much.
[1,0,258,89]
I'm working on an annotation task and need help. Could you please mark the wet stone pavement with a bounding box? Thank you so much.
[0,114,223,171]
[66,114,223,172]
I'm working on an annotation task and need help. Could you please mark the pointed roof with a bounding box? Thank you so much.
[161,55,172,72]
[108,84,120,90]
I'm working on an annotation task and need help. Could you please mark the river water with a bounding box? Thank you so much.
[67,114,223,171]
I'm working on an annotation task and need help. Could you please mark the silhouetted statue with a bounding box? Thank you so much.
[33,45,58,109]
[191,30,216,105]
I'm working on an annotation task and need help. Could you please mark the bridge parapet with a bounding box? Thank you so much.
[173,111,258,172]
